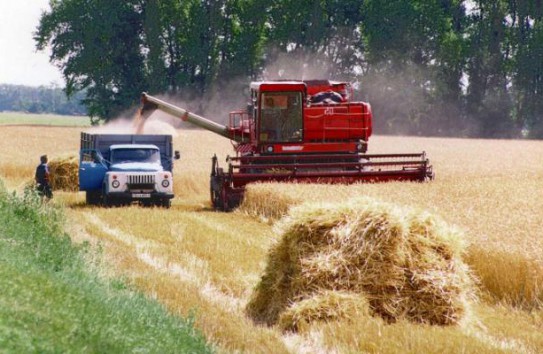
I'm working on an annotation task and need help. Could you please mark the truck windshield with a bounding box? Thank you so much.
[111,148,160,164]
[260,91,303,142]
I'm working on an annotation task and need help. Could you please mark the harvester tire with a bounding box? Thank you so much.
[210,175,224,210]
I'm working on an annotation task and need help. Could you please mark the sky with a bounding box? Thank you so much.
[0,0,64,87]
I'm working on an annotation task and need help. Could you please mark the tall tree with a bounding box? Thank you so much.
[33,0,543,137]
[360,0,466,136]
[509,0,543,138]
[36,0,146,123]
[143,0,168,94]
[465,0,514,137]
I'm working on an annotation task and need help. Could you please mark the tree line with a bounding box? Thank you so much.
[0,84,87,116]
[36,0,543,138]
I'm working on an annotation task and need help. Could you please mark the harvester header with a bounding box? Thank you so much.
[139,79,433,210]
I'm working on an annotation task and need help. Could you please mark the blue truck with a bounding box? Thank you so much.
[78,132,179,207]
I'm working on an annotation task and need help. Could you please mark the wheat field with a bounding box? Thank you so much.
[240,136,543,308]
[1,124,543,353]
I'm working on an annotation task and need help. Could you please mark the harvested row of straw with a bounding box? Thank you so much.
[48,155,79,191]
[246,197,474,331]
[240,183,300,222]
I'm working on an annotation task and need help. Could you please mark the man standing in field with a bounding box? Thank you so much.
[35,155,53,199]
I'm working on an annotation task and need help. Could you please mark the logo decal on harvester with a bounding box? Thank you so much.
[324,107,334,115]
[282,146,304,151]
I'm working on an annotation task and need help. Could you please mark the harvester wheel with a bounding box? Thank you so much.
[210,175,224,210]
[211,187,222,209]
[221,186,230,211]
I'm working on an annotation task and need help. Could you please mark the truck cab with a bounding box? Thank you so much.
[79,133,178,207]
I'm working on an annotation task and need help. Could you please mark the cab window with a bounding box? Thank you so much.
[259,92,303,142]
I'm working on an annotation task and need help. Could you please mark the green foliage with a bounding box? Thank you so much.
[0,182,212,353]
[0,84,86,116]
[508,0,543,137]
[0,112,91,126]
[35,0,543,138]
[36,0,146,123]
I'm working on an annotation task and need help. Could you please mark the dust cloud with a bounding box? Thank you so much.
[261,50,333,81]
[263,51,475,137]
[89,113,178,136]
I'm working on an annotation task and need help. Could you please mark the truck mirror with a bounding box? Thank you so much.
[174,150,181,160]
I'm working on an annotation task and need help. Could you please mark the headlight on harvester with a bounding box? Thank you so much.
[161,179,170,188]
[111,180,120,188]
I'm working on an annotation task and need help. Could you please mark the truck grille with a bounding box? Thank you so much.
[128,174,155,185]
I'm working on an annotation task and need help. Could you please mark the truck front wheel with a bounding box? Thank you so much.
[160,199,171,208]
[102,185,115,207]
[102,194,111,207]
[86,190,102,205]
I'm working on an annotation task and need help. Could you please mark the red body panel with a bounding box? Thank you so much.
[259,142,361,154]
[241,80,373,156]
[304,103,371,142]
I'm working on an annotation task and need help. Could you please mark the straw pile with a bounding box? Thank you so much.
[246,197,474,331]
[48,155,79,191]
[278,291,370,332]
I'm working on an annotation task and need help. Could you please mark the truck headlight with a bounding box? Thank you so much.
[161,179,170,188]
[112,180,120,188]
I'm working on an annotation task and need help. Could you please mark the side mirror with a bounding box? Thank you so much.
[174,150,181,160]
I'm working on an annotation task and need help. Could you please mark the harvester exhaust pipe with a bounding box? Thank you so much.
[140,93,232,140]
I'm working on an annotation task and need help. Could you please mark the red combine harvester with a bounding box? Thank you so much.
[139,80,433,210]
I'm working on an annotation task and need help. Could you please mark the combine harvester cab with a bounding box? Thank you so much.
[139,80,433,211]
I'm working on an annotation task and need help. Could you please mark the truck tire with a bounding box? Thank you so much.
[85,191,102,205]
[102,185,114,207]
[102,194,110,207]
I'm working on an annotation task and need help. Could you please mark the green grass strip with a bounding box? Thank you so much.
[0,184,212,353]
[0,112,91,127]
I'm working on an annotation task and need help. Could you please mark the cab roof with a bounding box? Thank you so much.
[110,144,159,150]
[250,81,307,92]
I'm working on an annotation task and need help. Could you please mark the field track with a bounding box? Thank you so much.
[1,124,543,353]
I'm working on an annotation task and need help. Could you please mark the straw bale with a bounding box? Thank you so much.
[278,291,370,332]
[48,155,79,191]
[246,197,474,330]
